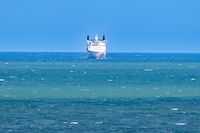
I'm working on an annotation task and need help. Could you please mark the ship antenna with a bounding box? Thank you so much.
[87,35,89,40]
[103,35,105,40]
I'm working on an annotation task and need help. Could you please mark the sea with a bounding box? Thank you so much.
[0,52,199,132]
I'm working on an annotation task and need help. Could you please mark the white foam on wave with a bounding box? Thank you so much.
[175,123,186,126]
[4,62,9,65]
[191,78,196,81]
[171,108,179,111]
[38,127,43,130]
[95,121,103,125]
[24,65,30,68]
[144,69,154,72]
[65,82,73,85]
[188,65,196,68]
[107,79,113,82]
[0,79,5,82]
[9,76,15,79]
[69,122,79,125]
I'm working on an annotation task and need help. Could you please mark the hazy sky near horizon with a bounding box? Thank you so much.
[0,0,199,52]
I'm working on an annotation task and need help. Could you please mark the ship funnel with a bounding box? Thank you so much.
[103,35,105,40]
[87,35,89,40]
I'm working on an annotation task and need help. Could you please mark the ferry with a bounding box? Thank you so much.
[87,34,107,59]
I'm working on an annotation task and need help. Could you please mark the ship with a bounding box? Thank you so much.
[87,34,107,59]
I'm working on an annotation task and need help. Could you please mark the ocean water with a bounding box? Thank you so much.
[0,52,200,132]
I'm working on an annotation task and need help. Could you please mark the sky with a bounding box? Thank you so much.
[0,0,199,52]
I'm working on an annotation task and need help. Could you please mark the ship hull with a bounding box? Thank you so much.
[87,50,106,59]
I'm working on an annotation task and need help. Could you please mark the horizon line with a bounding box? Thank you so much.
[0,51,200,54]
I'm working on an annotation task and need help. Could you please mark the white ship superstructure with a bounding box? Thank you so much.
[87,34,107,59]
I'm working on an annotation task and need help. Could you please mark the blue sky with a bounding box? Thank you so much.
[0,0,199,52]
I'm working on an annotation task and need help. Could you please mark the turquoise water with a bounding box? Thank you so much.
[0,52,200,132]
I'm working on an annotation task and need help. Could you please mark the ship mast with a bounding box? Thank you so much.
[95,34,99,41]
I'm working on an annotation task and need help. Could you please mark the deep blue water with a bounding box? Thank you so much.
[0,52,200,62]
[0,52,200,132]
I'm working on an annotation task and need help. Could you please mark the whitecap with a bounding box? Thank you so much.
[175,123,186,126]
[83,71,87,74]
[63,121,68,124]
[178,90,182,92]
[0,79,5,82]
[95,121,103,124]
[188,65,196,68]
[4,62,9,65]
[144,69,154,72]
[107,79,113,82]
[69,122,79,125]
[9,76,15,79]
[70,70,73,73]
[191,78,196,81]
[72,65,75,67]
[171,108,179,111]
[31,69,35,72]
